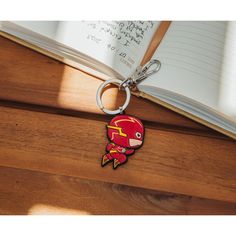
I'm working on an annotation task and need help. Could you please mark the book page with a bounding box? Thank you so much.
[54,21,159,78]
[14,21,59,39]
[140,21,236,116]
[218,22,236,118]
[9,21,159,78]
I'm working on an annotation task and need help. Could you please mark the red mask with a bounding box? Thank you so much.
[107,115,144,149]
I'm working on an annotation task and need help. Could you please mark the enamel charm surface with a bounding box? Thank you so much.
[101,114,144,169]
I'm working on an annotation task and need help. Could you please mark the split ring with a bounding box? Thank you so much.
[96,79,131,115]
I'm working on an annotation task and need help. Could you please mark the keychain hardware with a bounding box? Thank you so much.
[119,59,161,91]
[96,59,161,115]
[96,59,161,169]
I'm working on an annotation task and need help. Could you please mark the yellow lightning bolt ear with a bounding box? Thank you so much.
[107,125,127,137]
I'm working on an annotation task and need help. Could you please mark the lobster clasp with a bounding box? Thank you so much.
[119,59,161,90]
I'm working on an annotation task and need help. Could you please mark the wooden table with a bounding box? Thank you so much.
[0,36,236,214]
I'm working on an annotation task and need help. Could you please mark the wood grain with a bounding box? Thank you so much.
[0,104,235,203]
[0,166,235,215]
[0,34,236,214]
[0,35,214,133]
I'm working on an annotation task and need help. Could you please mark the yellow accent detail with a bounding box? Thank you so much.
[102,155,110,166]
[107,125,127,137]
[113,159,120,169]
[110,150,118,153]
[114,117,142,127]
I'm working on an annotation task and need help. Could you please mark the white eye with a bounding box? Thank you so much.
[135,132,142,139]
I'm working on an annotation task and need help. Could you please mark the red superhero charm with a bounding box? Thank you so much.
[101,114,144,169]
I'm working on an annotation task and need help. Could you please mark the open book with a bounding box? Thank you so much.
[1,21,236,139]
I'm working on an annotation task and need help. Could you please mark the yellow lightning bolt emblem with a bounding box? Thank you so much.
[107,125,127,138]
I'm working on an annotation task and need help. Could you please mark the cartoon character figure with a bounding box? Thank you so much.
[101,114,144,169]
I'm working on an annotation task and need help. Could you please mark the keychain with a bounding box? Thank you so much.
[96,59,161,169]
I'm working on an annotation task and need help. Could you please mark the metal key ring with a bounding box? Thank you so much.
[96,79,131,115]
